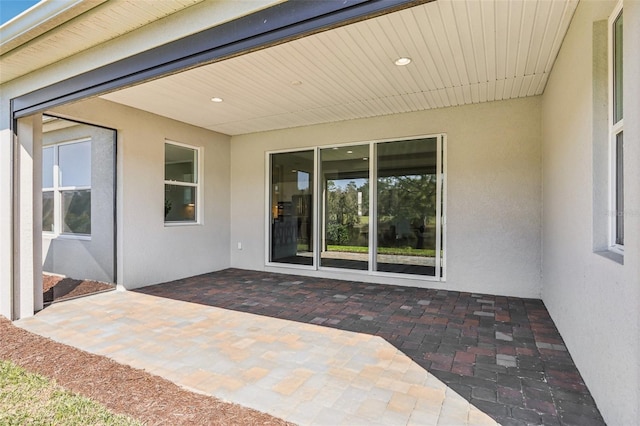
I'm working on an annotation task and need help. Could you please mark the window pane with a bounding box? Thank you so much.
[59,141,91,187]
[62,190,91,234]
[165,143,197,183]
[616,131,624,245]
[43,191,54,232]
[613,11,623,123]
[376,138,438,276]
[320,145,369,271]
[270,151,314,265]
[42,147,54,188]
[164,185,196,222]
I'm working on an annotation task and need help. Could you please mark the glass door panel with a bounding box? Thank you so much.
[375,137,439,276]
[270,151,314,265]
[320,145,369,270]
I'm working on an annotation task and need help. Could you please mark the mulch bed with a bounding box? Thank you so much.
[43,274,116,305]
[0,316,294,425]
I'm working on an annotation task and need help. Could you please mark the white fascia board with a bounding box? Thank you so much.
[0,0,106,54]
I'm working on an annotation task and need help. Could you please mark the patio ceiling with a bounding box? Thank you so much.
[100,0,579,136]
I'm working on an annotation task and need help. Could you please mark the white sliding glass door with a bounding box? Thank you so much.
[267,135,445,280]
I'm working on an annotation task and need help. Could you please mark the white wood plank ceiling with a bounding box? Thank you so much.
[101,0,579,136]
[0,0,203,83]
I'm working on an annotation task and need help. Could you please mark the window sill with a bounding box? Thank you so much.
[164,222,201,227]
[43,233,91,241]
[594,249,624,265]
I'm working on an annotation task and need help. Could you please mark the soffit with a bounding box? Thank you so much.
[0,0,204,84]
[101,0,579,136]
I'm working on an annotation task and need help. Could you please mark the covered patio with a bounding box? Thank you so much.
[2,1,638,424]
[18,269,604,426]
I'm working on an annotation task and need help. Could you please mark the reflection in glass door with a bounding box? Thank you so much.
[375,137,441,277]
[320,145,369,270]
[270,150,314,265]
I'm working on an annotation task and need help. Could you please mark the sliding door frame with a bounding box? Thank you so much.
[265,133,447,282]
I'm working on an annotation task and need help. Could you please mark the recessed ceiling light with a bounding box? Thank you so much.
[363,157,368,161]
[211,97,223,103]
[394,57,412,66]
[347,150,353,154]
[332,147,339,150]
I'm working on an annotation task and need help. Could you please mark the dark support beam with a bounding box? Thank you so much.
[12,0,430,118]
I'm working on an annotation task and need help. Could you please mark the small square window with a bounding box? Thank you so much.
[59,141,91,187]
[62,190,91,235]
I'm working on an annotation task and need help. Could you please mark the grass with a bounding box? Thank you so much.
[0,360,142,426]
[327,245,436,257]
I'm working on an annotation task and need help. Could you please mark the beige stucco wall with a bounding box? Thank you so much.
[541,1,640,424]
[50,98,231,289]
[230,96,542,298]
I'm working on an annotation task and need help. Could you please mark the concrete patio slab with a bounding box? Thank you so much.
[17,290,497,426]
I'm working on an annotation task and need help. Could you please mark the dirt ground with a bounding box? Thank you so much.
[43,274,116,305]
[0,316,294,425]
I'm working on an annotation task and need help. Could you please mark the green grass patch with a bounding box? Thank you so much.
[327,245,435,257]
[0,360,142,426]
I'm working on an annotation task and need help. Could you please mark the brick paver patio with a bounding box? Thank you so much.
[134,268,605,426]
[19,289,497,425]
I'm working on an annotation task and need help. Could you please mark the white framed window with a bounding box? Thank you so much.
[609,3,623,253]
[42,139,92,237]
[164,140,200,224]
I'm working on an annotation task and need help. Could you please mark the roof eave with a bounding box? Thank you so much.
[0,0,107,55]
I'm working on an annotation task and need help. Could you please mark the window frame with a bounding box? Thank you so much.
[608,2,624,254]
[42,138,92,240]
[164,140,202,226]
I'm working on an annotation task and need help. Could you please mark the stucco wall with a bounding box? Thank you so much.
[541,1,640,424]
[42,121,115,283]
[50,98,231,289]
[230,97,542,298]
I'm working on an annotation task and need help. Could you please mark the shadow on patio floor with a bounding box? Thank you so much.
[134,268,605,426]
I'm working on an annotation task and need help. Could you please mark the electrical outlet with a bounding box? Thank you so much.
[237,242,242,250]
